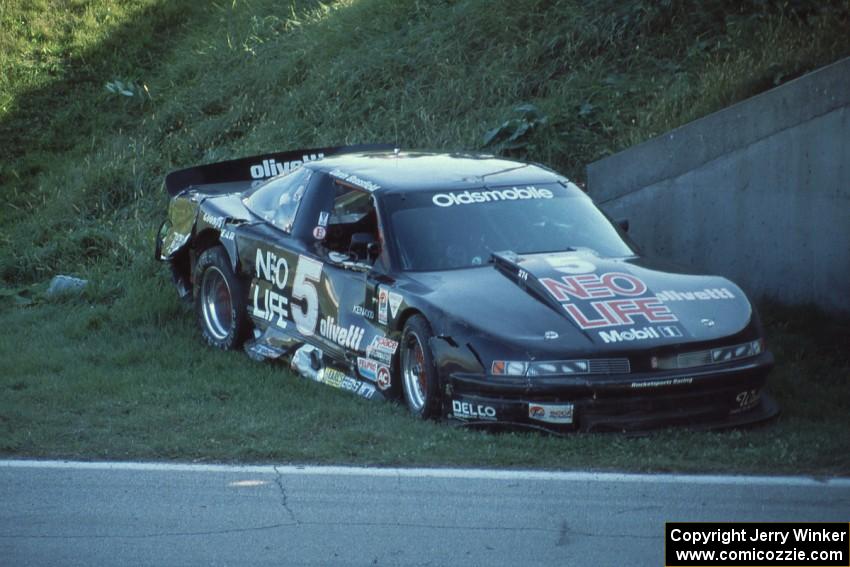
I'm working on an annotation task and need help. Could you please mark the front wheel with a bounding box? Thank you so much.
[400,315,441,419]
[193,246,249,350]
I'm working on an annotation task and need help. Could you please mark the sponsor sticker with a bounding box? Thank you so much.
[431,186,553,208]
[318,211,330,227]
[202,212,225,229]
[252,249,290,328]
[388,292,403,320]
[313,226,326,240]
[329,169,381,192]
[220,229,235,241]
[451,400,497,421]
[353,305,375,320]
[357,382,376,400]
[732,388,761,413]
[377,287,389,325]
[540,271,681,332]
[341,375,360,393]
[366,335,398,363]
[376,366,391,391]
[528,403,574,424]
[319,316,366,351]
[249,154,323,180]
[320,367,346,388]
[357,357,379,381]
[656,288,735,302]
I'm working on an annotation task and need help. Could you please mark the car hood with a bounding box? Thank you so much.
[405,251,752,354]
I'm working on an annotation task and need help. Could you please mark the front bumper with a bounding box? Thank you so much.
[445,351,778,433]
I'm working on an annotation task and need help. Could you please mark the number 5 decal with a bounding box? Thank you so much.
[292,255,323,336]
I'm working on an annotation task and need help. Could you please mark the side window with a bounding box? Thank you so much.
[243,167,312,232]
[321,182,380,263]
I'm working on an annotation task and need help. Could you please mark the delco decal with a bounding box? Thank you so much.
[249,154,323,179]
[452,400,497,421]
[656,288,735,302]
[319,316,365,350]
[431,186,553,208]
[528,403,574,424]
[252,249,289,328]
[540,272,679,331]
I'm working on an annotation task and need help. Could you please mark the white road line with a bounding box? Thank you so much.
[1,459,848,487]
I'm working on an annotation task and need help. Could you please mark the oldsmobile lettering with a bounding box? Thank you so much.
[432,186,553,207]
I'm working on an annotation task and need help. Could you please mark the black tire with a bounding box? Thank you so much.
[193,246,250,350]
[400,315,441,419]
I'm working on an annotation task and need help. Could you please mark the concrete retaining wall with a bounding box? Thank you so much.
[588,57,850,314]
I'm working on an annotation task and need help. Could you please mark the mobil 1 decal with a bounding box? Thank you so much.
[539,261,686,344]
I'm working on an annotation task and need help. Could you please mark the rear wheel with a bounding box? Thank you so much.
[400,315,441,419]
[193,246,249,350]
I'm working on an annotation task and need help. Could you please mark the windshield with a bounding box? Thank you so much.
[384,183,635,271]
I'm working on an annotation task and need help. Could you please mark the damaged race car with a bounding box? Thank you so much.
[156,145,778,432]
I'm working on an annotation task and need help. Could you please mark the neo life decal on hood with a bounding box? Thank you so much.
[522,253,687,344]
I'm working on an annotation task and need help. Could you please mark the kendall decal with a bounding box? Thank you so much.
[431,186,553,207]
[249,154,323,179]
[541,272,680,331]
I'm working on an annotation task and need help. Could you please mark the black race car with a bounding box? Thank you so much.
[156,145,778,432]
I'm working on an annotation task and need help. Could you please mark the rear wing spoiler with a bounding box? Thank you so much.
[164,143,394,196]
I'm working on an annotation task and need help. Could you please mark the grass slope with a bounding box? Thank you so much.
[1,0,849,473]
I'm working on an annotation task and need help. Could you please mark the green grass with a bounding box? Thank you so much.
[1,0,849,473]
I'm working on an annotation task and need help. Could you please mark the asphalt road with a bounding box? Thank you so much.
[1,461,848,566]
